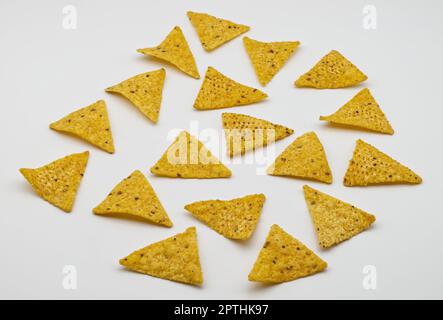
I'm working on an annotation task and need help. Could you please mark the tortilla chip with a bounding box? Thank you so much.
[184,194,265,240]
[320,88,394,134]
[187,11,249,51]
[295,50,367,88]
[194,67,267,110]
[222,113,294,157]
[19,151,89,212]
[137,26,199,79]
[267,132,332,183]
[150,131,231,178]
[120,227,203,285]
[50,100,114,153]
[344,139,422,186]
[93,170,172,227]
[105,69,165,123]
[248,224,327,283]
[244,37,300,86]
[303,185,376,248]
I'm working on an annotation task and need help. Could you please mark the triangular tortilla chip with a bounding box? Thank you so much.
[187,11,249,51]
[267,132,332,183]
[150,131,231,178]
[19,151,89,212]
[248,224,327,283]
[50,100,115,153]
[344,139,422,186]
[137,26,200,79]
[105,69,165,123]
[185,194,265,240]
[320,88,394,134]
[303,185,376,248]
[93,170,172,227]
[244,37,300,86]
[222,113,294,157]
[194,67,267,110]
[120,227,203,285]
[295,50,367,88]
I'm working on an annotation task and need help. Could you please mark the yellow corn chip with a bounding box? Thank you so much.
[222,113,294,157]
[244,37,300,86]
[50,100,115,153]
[105,69,165,123]
[295,50,367,88]
[137,26,199,79]
[150,131,231,178]
[93,170,172,227]
[344,139,422,186]
[267,132,332,184]
[120,227,203,285]
[320,88,394,134]
[248,224,327,283]
[184,194,265,240]
[303,185,376,248]
[187,11,249,51]
[19,151,89,212]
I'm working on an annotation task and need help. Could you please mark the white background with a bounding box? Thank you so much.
[1,0,442,299]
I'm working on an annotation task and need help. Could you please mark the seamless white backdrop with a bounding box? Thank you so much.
[1,0,442,299]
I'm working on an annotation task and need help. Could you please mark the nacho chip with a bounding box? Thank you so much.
[187,11,249,51]
[344,139,422,186]
[194,67,267,110]
[19,151,89,212]
[105,69,165,123]
[303,185,376,248]
[295,50,367,88]
[184,194,265,240]
[244,37,300,86]
[320,88,394,134]
[267,132,332,183]
[93,170,172,227]
[137,26,199,79]
[222,113,294,157]
[248,224,327,283]
[50,100,115,153]
[120,227,203,285]
[150,131,231,178]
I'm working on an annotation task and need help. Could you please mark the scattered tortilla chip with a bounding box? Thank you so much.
[19,151,89,212]
[244,37,300,86]
[105,69,165,123]
[187,11,249,51]
[93,170,172,227]
[50,100,115,153]
[194,67,267,110]
[137,26,200,79]
[184,194,265,240]
[222,113,294,157]
[295,50,367,88]
[248,224,327,283]
[320,88,394,134]
[150,131,231,178]
[344,139,422,186]
[267,132,332,184]
[303,185,376,248]
[120,227,203,285]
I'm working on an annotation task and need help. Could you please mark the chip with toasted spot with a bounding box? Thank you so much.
[303,185,376,248]
[295,50,367,88]
[194,67,267,110]
[19,151,89,212]
[184,194,265,240]
[248,224,327,283]
[120,227,203,285]
[267,131,332,184]
[344,139,422,186]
